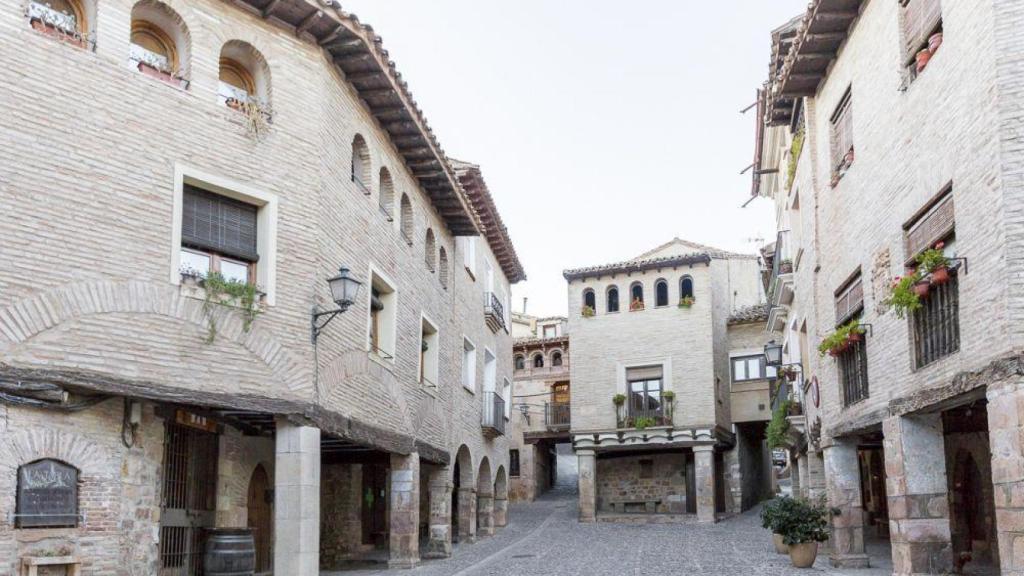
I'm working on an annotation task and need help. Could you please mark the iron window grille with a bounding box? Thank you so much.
[839,338,869,406]
[912,270,960,368]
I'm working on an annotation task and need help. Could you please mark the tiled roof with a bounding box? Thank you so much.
[563,253,712,281]
[728,303,771,325]
[632,237,758,261]
[513,335,569,349]
[450,160,526,283]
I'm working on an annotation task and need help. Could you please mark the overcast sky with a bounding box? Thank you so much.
[341,1,807,317]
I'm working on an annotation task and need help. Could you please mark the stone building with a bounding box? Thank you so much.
[508,315,570,502]
[564,238,772,522]
[752,0,1024,573]
[0,0,525,574]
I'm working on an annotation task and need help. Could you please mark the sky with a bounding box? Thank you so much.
[341,1,808,317]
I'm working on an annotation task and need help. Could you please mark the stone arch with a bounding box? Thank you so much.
[378,166,394,216]
[494,465,507,500]
[606,284,620,313]
[438,246,450,289]
[425,228,436,272]
[550,349,564,367]
[680,275,694,300]
[351,134,371,190]
[654,277,669,307]
[477,456,495,536]
[399,194,413,243]
[0,280,311,392]
[0,427,116,479]
[493,464,508,527]
[219,39,272,108]
[514,354,525,371]
[582,288,596,313]
[452,445,476,542]
[532,352,544,368]
[130,0,192,79]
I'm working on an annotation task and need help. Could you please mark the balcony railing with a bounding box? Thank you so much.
[484,292,505,332]
[767,230,793,301]
[481,392,505,436]
[545,402,570,430]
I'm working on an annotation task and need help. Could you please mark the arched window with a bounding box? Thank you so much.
[680,275,694,300]
[16,459,79,528]
[655,279,669,307]
[582,289,596,314]
[552,351,563,367]
[28,0,92,47]
[607,285,620,313]
[514,355,525,371]
[533,354,545,368]
[399,194,413,244]
[378,167,393,218]
[630,282,644,310]
[129,1,189,86]
[351,135,371,194]
[439,247,449,289]
[425,229,436,272]
[218,41,270,114]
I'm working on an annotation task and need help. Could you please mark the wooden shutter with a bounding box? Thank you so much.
[182,185,259,262]
[905,191,954,258]
[830,89,853,173]
[626,365,663,381]
[835,274,864,325]
[901,0,942,64]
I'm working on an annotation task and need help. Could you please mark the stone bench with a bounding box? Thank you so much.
[608,499,661,514]
[21,556,81,576]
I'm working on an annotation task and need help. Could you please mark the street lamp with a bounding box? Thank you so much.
[311,266,363,344]
[764,341,784,367]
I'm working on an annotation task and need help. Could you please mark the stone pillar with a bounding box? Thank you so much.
[274,421,320,576]
[694,445,717,523]
[797,453,810,499]
[883,415,953,575]
[477,488,495,537]
[423,466,452,559]
[987,379,1024,575]
[457,486,477,543]
[388,452,420,569]
[824,440,870,568]
[494,494,508,528]
[790,454,802,498]
[806,449,827,499]
[577,449,596,522]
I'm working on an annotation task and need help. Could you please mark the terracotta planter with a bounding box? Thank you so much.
[788,541,819,568]
[916,49,932,73]
[773,533,789,554]
[913,280,931,298]
[848,331,864,343]
[929,32,944,53]
[930,266,950,285]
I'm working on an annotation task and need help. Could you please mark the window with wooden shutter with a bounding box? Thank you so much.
[830,88,854,178]
[900,0,942,66]
[904,188,954,260]
[180,185,258,284]
[834,271,864,325]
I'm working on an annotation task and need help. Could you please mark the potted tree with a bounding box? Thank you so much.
[777,497,832,568]
[760,497,797,554]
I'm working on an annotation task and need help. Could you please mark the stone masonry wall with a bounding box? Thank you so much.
[596,453,687,514]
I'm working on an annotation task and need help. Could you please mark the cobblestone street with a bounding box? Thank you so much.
[324,486,891,576]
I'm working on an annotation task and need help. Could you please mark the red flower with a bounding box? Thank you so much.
[935,241,945,249]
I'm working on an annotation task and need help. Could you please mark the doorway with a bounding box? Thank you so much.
[247,464,272,574]
[361,463,388,548]
[159,419,219,576]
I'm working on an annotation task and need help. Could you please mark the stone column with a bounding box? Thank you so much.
[883,415,952,575]
[494,494,508,528]
[790,454,803,498]
[274,421,320,576]
[806,449,827,499]
[987,379,1024,575]
[577,449,597,522]
[694,445,717,523]
[388,452,420,569]
[423,466,452,559]
[797,453,810,499]
[477,487,495,537]
[824,440,870,568]
[457,486,477,543]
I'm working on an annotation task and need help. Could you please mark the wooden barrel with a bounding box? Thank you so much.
[204,528,256,576]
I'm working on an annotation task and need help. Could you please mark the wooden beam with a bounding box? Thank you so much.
[804,31,847,43]
[346,71,383,83]
[296,9,322,36]
[358,88,398,100]
[260,0,281,19]
[337,53,376,67]
[406,159,440,169]
[795,51,836,62]
[324,37,362,51]
[787,73,823,83]
[318,25,344,46]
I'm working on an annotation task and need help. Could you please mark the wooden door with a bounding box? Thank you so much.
[159,421,218,576]
[247,464,272,574]
[361,464,388,547]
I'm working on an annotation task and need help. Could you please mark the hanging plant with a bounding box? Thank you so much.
[581,305,595,317]
[817,319,866,357]
[201,272,262,344]
[886,272,924,319]
[678,296,695,309]
[786,130,805,190]
[918,241,951,285]
[766,400,792,448]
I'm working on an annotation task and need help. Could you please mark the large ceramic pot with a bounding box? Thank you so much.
[788,541,819,568]
[772,533,789,554]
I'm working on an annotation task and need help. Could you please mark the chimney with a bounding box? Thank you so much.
[522,297,528,314]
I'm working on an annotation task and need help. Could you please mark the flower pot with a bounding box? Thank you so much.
[913,279,931,298]
[772,533,789,554]
[843,149,855,167]
[785,371,797,383]
[830,173,841,188]
[916,49,932,73]
[930,265,950,285]
[788,541,819,568]
[848,331,864,343]
[928,32,944,53]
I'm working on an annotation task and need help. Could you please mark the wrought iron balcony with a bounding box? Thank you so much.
[484,292,505,333]
[481,391,505,437]
[545,402,570,431]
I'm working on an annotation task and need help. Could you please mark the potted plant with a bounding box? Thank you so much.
[929,31,943,53]
[678,296,695,309]
[613,393,626,426]
[778,259,794,274]
[777,497,832,568]
[629,298,644,312]
[887,273,924,318]
[916,48,932,72]
[581,304,595,318]
[634,416,656,430]
[918,241,950,285]
[760,497,798,554]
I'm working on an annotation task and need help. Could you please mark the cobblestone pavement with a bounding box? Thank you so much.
[323,486,892,576]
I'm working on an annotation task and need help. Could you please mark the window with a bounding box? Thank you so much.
[680,276,694,300]
[483,349,497,394]
[639,459,654,480]
[509,450,520,477]
[28,0,89,47]
[130,1,187,86]
[461,237,477,276]
[829,88,854,184]
[906,190,959,368]
[514,354,525,371]
[368,270,396,360]
[582,289,596,313]
[900,0,942,79]
[351,135,371,195]
[542,325,558,339]
[463,338,477,391]
[629,282,644,311]
[425,229,436,272]
[607,286,620,313]
[834,272,864,326]
[551,351,563,367]
[627,366,664,424]
[655,279,669,307]
[378,167,393,219]
[218,41,269,113]
[399,194,413,244]
[179,185,258,285]
[16,459,79,528]
[420,316,439,387]
[839,329,869,406]
[533,353,544,369]
[731,355,774,382]
[439,247,449,289]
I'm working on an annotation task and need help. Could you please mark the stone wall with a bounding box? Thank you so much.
[320,463,363,568]
[595,453,687,514]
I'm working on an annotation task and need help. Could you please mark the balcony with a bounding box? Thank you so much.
[545,402,570,431]
[481,391,505,437]
[768,230,795,306]
[484,292,505,333]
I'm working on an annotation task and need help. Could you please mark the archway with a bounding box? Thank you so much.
[247,464,272,573]
[477,457,494,537]
[452,445,475,543]
[952,450,988,561]
[494,466,508,528]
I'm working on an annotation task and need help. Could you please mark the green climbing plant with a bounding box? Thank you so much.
[786,129,805,190]
[201,272,262,343]
[766,400,792,449]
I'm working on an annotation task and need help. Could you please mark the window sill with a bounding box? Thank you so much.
[462,384,476,395]
[178,274,267,309]
[464,266,476,281]
[134,61,189,90]
[368,350,395,370]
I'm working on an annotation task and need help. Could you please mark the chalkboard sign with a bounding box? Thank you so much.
[16,459,78,528]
